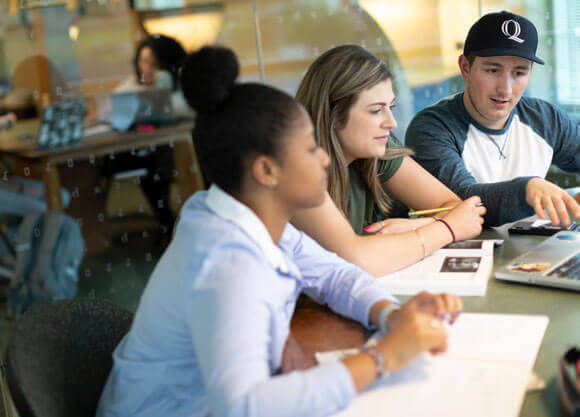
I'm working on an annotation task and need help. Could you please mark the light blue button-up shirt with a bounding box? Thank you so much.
[97,185,397,417]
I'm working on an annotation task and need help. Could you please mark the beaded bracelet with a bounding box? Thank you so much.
[360,345,387,379]
[436,218,456,243]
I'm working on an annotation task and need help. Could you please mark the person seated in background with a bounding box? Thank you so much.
[0,165,71,268]
[292,45,485,277]
[115,33,189,115]
[96,46,462,417]
[115,33,184,90]
[102,34,188,241]
[405,11,580,227]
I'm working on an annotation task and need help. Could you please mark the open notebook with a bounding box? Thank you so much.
[376,240,497,296]
[318,313,549,417]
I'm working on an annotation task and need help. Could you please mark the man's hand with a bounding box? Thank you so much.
[526,178,580,226]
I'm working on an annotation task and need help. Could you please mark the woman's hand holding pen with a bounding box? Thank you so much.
[387,291,463,332]
[364,197,485,240]
[439,196,486,242]
[346,292,462,391]
[376,308,449,373]
[380,292,462,367]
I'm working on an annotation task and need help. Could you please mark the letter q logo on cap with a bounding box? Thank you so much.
[501,19,524,43]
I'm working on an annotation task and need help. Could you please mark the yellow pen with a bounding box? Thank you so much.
[408,206,455,217]
[409,203,483,217]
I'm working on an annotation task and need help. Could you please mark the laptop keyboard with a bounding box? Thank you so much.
[547,253,580,280]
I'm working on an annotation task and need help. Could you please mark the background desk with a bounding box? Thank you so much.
[284,226,580,417]
[0,120,203,211]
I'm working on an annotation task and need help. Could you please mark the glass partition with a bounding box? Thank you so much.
[0,0,577,337]
[1,0,576,128]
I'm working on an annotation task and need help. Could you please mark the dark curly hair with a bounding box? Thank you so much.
[134,34,186,91]
[180,46,302,193]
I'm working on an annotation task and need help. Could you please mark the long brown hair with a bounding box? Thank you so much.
[296,44,412,217]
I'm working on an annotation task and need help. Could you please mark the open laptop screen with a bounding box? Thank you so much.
[108,89,176,132]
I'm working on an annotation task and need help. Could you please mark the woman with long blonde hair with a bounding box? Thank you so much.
[293,45,486,276]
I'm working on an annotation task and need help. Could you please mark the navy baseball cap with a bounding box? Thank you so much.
[463,11,545,65]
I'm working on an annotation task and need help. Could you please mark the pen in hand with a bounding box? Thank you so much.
[408,206,455,217]
[408,203,484,217]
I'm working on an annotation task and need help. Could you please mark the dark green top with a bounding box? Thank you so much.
[346,152,404,235]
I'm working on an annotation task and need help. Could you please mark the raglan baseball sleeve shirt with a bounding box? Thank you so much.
[406,93,580,226]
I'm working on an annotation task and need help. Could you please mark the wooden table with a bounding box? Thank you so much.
[284,225,580,417]
[0,120,204,211]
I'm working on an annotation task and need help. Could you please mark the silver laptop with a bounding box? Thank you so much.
[495,231,580,291]
[109,89,176,132]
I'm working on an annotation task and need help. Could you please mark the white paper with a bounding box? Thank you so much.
[377,240,495,296]
[321,313,549,417]
[530,219,552,227]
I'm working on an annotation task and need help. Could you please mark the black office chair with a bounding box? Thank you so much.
[3,298,133,417]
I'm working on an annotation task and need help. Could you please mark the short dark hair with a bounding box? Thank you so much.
[133,34,186,90]
[180,46,301,194]
[464,53,477,67]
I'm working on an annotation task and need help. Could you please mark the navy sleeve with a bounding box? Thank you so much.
[524,100,580,173]
[406,109,534,226]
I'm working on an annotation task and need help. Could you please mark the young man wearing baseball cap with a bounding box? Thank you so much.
[406,11,580,226]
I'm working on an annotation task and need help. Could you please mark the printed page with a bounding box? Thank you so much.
[431,239,495,256]
[324,313,549,417]
[377,240,495,296]
[335,359,530,417]
[442,313,549,363]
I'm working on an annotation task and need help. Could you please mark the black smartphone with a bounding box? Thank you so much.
[508,220,579,236]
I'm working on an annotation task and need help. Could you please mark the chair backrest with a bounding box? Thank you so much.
[10,55,69,114]
[5,298,134,417]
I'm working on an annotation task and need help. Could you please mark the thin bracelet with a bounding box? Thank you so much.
[414,229,426,259]
[360,345,387,379]
[437,218,456,243]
